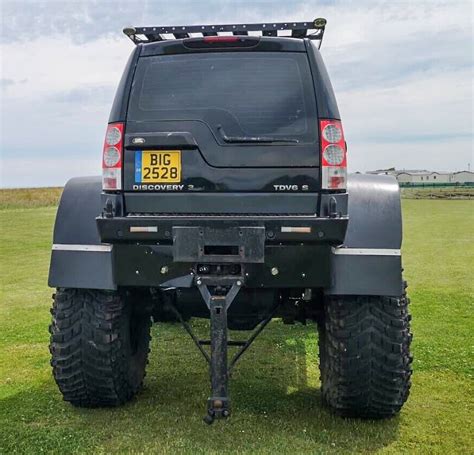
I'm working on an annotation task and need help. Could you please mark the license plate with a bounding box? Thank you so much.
[135,150,181,183]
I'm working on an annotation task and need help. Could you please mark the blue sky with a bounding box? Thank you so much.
[0,0,472,187]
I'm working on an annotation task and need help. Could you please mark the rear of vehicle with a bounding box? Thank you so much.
[49,21,412,423]
[98,35,349,292]
[103,39,345,212]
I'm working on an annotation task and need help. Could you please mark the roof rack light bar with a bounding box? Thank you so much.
[123,18,327,49]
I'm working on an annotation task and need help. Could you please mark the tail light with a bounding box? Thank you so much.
[102,122,124,190]
[320,119,347,190]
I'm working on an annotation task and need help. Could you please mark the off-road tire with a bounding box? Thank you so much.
[49,288,152,407]
[318,293,412,419]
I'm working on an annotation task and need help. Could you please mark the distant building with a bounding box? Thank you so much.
[366,169,474,185]
[451,171,474,184]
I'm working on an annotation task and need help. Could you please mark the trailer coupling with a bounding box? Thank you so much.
[167,272,278,424]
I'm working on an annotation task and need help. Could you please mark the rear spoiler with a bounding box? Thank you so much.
[123,18,327,49]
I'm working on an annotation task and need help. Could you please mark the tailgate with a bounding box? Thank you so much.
[122,50,321,212]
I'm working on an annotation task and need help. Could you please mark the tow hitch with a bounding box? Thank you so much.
[168,275,278,424]
[199,278,241,423]
[166,225,277,423]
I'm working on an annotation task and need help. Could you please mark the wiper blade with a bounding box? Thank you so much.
[217,126,299,144]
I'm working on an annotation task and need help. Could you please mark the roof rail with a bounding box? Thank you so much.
[123,18,327,49]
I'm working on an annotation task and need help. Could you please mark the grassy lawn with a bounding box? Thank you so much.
[401,186,473,200]
[0,196,473,454]
[0,187,62,210]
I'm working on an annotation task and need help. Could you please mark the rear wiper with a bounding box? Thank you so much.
[217,126,299,144]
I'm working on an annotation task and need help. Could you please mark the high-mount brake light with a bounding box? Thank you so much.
[320,119,347,190]
[184,35,259,49]
[202,36,240,43]
[102,122,124,190]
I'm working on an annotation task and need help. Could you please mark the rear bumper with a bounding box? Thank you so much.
[96,214,348,244]
[95,214,348,288]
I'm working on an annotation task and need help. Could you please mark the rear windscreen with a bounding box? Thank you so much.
[128,52,317,143]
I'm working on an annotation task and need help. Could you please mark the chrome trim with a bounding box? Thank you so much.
[332,247,401,256]
[52,244,113,252]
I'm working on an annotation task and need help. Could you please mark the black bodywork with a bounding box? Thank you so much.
[49,24,404,422]
[111,38,338,200]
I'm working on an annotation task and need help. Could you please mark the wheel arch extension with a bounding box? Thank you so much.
[325,173,404,296]
[48,176,116,290]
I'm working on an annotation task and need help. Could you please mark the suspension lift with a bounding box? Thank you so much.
[166,273,279,424]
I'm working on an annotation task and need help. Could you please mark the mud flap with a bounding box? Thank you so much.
[325,173,404,296]
[48,176,116,290]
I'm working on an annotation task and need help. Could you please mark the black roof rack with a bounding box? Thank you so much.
[123,18,327,49]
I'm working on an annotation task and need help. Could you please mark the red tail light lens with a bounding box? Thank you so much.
[102,122,123,190]
[320,119,347,190]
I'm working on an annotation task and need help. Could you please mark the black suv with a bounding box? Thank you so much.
[49,19,412,423]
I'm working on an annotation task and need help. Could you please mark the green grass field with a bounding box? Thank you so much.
[401,186,473,200]
[0,194,473,454]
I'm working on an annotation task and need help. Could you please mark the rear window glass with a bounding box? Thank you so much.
[128,52,317,142]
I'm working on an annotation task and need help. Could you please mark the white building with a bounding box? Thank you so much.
[396,171,451,184]
[451,171,474,184]
[366,169,474,185]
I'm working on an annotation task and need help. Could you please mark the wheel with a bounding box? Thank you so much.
[318,292,413,419]
[49,288,152,407]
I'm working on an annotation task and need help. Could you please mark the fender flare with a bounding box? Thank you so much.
[48,176,116,290]
[325,173,404,296]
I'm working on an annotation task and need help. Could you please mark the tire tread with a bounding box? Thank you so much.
[319,293,413,419]
[49,288,151,407]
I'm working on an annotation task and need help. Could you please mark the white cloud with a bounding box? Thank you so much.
[0,36,131,176]
[349,138,472,173]
[1,36,130,100]
[342,69,472,134]
[0,157,100,188]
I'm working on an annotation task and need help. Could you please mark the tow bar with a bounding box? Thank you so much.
[167,273,279,424]
[165,225,274,422]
